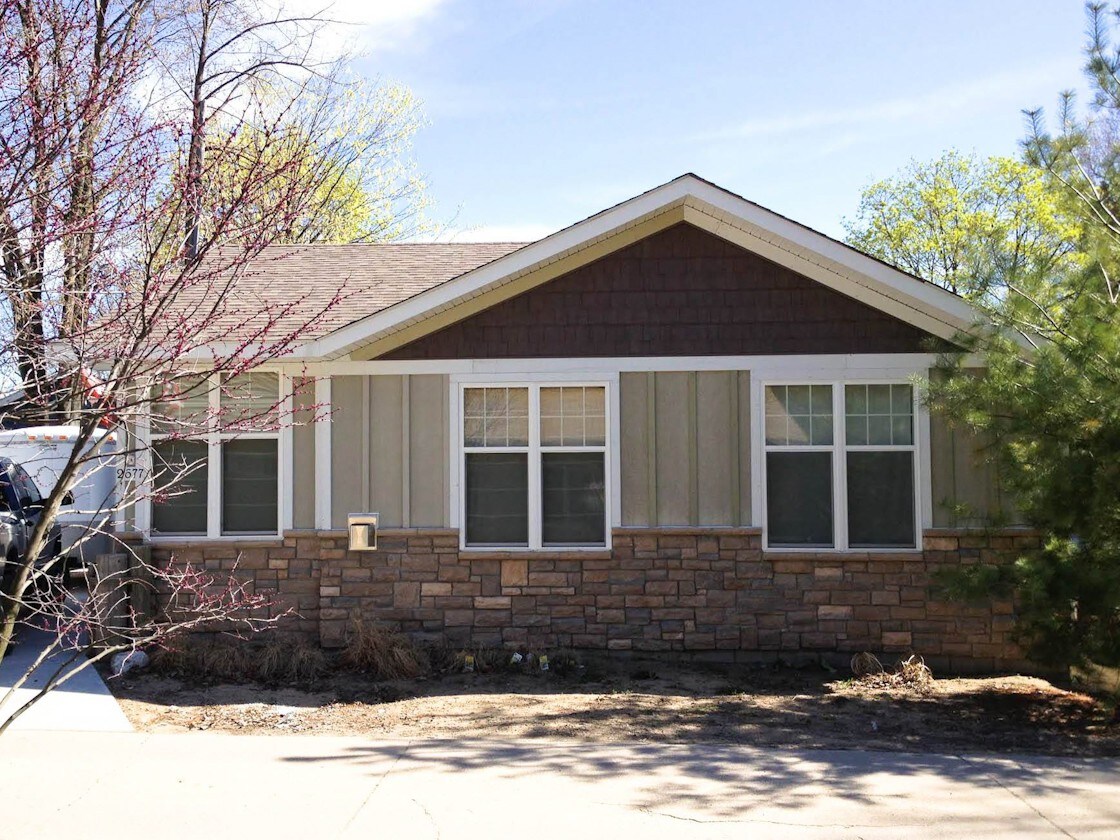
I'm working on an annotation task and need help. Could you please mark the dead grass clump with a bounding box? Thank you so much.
[148,640,256,683]
[857,654,935,692]
[340,620,428,680]
[256,638,331,686]
[423,641,461,674]
[850,651,885,677]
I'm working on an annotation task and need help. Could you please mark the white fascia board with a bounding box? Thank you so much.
[682,185,982,330]
[299,352,979,378]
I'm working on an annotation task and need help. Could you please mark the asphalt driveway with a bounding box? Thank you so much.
[2,732,1117,838]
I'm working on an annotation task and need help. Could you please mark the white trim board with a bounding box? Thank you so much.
[314,376,332,529]
[290,353,975,378]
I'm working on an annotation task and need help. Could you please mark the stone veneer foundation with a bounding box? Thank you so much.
[149,527,1040,674]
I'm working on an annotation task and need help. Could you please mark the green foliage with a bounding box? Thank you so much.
[179,78,430,248]
[844,151,1082,301]
[928,2,1120,670]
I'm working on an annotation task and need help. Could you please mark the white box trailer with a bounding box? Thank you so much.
[0,426,121,565]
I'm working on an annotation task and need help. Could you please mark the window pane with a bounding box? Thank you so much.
[845,414,868,445]
[464,417,485,447]
[787,385,811,414]
[465,453,528,545]
[891,415,913,446]
[222,439,278,534]
[787,414,811,444]
[868,384,892,414]
[847,451,915,548]
[891,384,912,413]
[765,413,788,446]
[868,415,893,445]
[845,384,867,414]
[152,440,208,534]
[465,387,528,447]
[765,384,832,447]
[540,386,605,447]
[766,451,833,547]
[542,453,605,545]
[152,375,209,436]
[810,413,833,445]
[221,372,279,430]
[845,383,913,446]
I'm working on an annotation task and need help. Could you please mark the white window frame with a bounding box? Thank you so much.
[453,379,613,552]
[758,378,922,553]
[145,370,287,541]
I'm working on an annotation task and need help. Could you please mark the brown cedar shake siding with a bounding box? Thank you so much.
[381,223,949,360]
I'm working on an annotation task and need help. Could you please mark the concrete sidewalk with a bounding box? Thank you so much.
[1,731,1117,838]
[0,626,132,732]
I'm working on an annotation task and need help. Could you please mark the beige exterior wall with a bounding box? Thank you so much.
[291,377,316,529]
[928,368,1015,526]
[620,371,751,527]
[330,374,450,529]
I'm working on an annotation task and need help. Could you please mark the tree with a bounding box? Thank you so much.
[0,0,423,729]
[185,79,428,246]
[156,0,428,252]
[928,3,1120,671]
[844,151,1082,301]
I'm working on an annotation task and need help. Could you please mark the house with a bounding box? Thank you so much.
[143,174,1034,672]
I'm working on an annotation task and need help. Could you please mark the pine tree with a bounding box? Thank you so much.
[931,2,1120,670]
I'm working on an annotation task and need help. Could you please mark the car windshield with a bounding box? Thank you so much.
[13,466,42,508]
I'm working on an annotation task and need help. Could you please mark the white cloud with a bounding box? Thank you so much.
[696,61,1074,144]
[272,0,448,58]
[440,223,555,243]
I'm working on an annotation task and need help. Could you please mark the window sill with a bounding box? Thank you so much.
[763,547,923,556]
[148,534,284,547]
[459,549,613,561]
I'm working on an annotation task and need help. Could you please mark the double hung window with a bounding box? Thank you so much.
[763,382,917,550]
[150,372,280,537]
[462,384,608,549]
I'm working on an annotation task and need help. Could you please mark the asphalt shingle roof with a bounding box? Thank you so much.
[190,242,528,344]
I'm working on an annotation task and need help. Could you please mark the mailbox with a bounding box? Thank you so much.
[347,513,379,551]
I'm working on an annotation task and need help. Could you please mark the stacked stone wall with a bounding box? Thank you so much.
[151,527,1039,673]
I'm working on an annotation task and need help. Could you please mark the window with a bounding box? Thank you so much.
[150,372,280,537]
[461,384,608,549]
[844,384,915,549]
[764,385,834,548]
[763,382,917,550]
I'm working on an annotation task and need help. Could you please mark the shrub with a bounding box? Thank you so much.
[340,620,428,680]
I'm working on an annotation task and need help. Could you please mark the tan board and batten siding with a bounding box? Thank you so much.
[304,368,1007,533]
[328,375,450,529]
[292,378,317,529]
[620,371,752,527]
[927,368,1014,527]
[294,370,1007,532]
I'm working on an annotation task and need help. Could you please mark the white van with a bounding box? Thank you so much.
[0,426,121,566]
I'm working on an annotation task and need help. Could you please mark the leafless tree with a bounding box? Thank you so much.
[0,0,424,728]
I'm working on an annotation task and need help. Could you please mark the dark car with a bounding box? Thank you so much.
[0,457,64,593]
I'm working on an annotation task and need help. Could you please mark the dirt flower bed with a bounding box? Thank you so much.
[108,652,1119,756]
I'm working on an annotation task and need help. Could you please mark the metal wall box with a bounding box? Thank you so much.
[347,513,379,551]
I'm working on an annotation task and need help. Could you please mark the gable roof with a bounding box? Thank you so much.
[291,174,983,361]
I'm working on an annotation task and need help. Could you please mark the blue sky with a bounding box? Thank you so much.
[327,0,1089,241]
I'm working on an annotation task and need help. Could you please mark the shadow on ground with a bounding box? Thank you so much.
[279,737,1120,825]
[110,660,1120,757]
